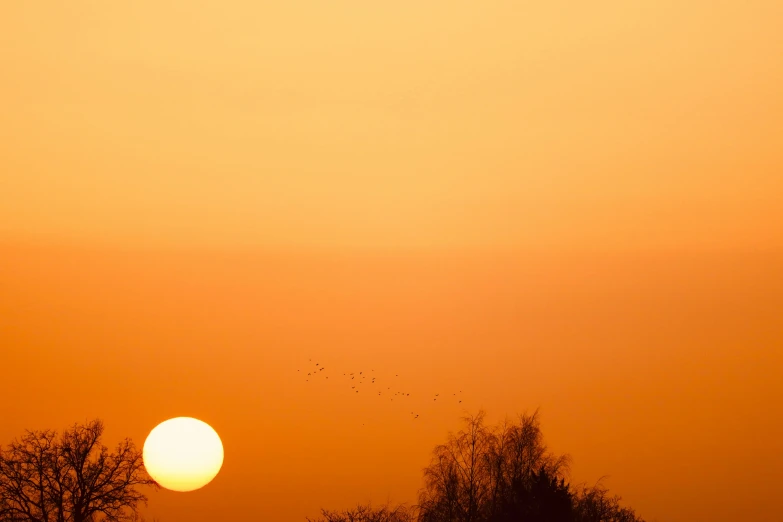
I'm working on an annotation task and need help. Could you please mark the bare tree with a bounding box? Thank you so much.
[572,481,645,522]
[417,410,571,522]
[418,411,495,522]
[0,419,158,522]
[306,502,416,522]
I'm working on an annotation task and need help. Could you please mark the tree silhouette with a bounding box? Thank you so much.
[317,409,646,522]
[571,482,645,522]
[418,410,570,522]
[306,502,416,522]
[490,466,572,522]
[0,419,158,522]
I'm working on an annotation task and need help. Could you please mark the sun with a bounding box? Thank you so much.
[142,417,224,492]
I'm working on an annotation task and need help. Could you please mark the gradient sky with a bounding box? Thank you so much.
[1,2,782,521]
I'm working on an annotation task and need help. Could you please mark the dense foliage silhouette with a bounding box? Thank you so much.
[311,410,646,522]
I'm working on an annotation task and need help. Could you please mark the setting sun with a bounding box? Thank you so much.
[142,417,224,492]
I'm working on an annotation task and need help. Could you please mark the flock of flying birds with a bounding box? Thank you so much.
[298,359,464,421]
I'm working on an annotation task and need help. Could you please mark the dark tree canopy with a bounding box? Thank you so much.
[0,419,157,522]
[490,466,573,522]
[316,409,646,522]
[416,410,645,522]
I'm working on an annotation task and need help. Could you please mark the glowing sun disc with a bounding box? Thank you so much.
[143,417,224,492]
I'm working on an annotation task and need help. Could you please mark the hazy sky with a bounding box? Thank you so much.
[1,2,782,521]
[2,1,782,250]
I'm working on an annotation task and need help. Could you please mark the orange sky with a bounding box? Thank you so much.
[1,2,782,521]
